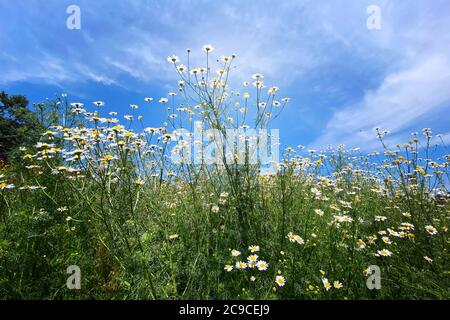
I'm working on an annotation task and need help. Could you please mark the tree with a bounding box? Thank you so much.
[0,91,43,161]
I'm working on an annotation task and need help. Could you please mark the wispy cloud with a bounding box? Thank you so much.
[311,54,450,150]
[308,0,450,149]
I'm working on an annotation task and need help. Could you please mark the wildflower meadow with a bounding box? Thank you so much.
[0,44,449,300]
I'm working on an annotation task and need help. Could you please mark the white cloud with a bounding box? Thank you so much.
[0,1,326,88]
[311,54,450,150]
[0,54,70,85]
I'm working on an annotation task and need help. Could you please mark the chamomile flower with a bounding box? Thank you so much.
[134,178,144,187]
[247,254,259,264]
[314,209,324,216]
[287,232,296,242]
[92,101,105,107]
[167,55,179,63]
[377,249,393,257]
[402,212,412,218]
[322,278,332,291]
[356,239,366,250]
[267,86,279,95]
[235,261,247,270]
[231,249,241,257]
[176,64,186,73]
[202,44,214,52]
[248,245,260,253]
[256,260,268,271]
[425,225,438,235]
[168,234,179,240]
[224,264,233,272]
[220,55,233,63]
[294,235,305,245]
[275,275,286,287]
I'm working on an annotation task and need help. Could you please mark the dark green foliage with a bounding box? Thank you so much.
[0,91,43,161]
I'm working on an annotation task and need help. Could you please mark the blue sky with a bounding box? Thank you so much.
[1,0,450,152]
